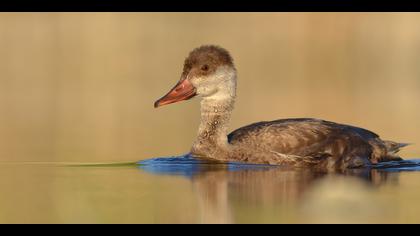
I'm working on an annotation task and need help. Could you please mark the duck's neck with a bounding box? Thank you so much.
[191,97,235,158]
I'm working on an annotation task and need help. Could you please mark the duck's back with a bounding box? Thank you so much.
[227,118,406,169]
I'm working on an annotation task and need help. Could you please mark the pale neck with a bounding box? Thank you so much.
[191,96,235,157]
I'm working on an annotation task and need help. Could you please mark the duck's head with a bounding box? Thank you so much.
[154,45,237,108]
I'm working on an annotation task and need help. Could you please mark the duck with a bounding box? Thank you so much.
[154,45,408,171]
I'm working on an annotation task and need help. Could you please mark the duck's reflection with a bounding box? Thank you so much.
[139,156,420,223]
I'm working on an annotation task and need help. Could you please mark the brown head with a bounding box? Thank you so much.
[154,45,237,108]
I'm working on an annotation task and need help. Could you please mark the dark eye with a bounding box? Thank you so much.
[201,64,209,71]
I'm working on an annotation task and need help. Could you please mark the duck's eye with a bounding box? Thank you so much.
[201,64,209,71]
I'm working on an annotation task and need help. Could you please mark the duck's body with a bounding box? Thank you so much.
[226,118,405,169]
[154,45,407,171]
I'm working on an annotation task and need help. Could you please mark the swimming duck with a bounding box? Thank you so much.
[154,45,408,170]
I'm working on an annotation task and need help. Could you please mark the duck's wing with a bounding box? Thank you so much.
[228,118,382,165]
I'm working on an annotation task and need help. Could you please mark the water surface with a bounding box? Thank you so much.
[1,157,420,223]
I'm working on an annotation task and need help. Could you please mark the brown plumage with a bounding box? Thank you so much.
[154,45,409,171]
[228,118,407,169]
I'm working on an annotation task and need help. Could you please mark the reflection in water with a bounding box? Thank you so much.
[139,156,420,223]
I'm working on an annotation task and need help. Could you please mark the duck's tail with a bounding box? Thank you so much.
[382,140,411,161]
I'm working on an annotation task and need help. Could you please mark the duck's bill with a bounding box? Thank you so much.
[154,79,197,108]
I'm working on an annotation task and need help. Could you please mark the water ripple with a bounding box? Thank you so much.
[138,155,420,177]
[138,154,274,177]
[371,159,420,172]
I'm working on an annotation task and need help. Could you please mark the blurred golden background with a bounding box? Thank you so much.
[0,13,419,162]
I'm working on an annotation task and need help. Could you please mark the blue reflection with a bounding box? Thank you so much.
[370,159,420,172]
[138,154,274,178]
[138,154,420,178]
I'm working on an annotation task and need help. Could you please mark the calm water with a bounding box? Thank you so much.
[1,157,420,223]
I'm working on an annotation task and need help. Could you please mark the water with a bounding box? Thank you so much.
[1,157,420,223]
